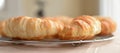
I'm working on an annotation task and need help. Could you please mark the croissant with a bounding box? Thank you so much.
[0,21,5,36]
[2,16,116,40]
[96,17,116,35]
[54,16,73,25]
[43,16,73,25]
[59,15,101,40]
[3,16,64,40]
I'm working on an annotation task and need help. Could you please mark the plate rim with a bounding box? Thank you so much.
[0,35,114,44]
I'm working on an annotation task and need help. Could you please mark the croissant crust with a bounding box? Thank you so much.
[3,16,63,40]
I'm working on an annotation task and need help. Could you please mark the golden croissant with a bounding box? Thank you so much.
[0,21,5,36]
[96,17,116,35]
[43,16,73,25]
[59,15,101,40]
[1,16,117,40]
[3,16,64,40]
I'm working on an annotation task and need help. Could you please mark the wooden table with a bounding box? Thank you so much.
[0,19,120,53]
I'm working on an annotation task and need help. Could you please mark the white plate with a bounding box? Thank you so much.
[0,34,114,44]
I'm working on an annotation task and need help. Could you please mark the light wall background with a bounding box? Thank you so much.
[0,0,99,20]
[22,0,99,17]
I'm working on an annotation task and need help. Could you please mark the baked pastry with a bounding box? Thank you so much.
[59,15,101,40]
[3,16,63,40]
[54,16,73,25]
[0,21,5,36]
[2,15,116,40]
[43,16,73,25]
[96,17,116,35]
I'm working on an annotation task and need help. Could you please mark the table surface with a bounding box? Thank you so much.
[0,19,120,53]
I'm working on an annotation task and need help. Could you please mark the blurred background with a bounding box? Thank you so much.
[0,0,120,23]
